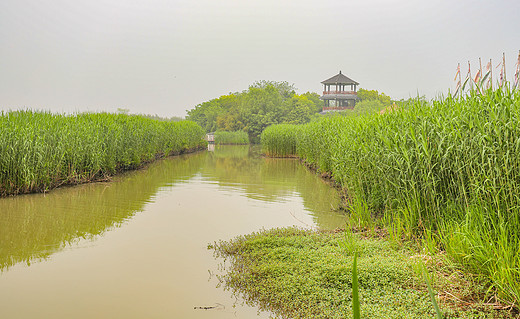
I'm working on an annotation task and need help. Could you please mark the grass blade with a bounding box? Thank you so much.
[422,265,443,319]
[352,252,360,319]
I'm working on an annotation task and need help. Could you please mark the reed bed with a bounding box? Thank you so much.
[260,86,520,305]
[214,130,249,145]
[261,124,301,157]
[0,110,206,196]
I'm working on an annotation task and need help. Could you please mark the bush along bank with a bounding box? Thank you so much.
[260,124,301,157]
[0,110,206,196]
[214,130,250,145]
[260,87,520,308]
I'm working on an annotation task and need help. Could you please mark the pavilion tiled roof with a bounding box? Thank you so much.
[321,71,359,85]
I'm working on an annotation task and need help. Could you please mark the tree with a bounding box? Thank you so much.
[216,108,244,131]
[283,95,315,124]
[357,88,392,106]
[240,84,284,142]
[250,80,296,99]
[186,80,323,142]
[186,100,224,132]
[299,92,323,113]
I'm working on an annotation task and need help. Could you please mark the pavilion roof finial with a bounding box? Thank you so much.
[321,71,358,85]
[339,70,342,74]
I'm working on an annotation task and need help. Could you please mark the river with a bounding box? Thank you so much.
[0,145,346,318]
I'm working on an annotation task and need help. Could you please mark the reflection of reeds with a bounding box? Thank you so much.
[0,111,206,196]
[261,86,520,306]
[0,150,206,271]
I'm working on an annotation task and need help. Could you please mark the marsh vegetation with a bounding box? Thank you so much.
[0,111,206,196]
[212,228,507,318]
[214,130,250,145]
[260,86,520,310]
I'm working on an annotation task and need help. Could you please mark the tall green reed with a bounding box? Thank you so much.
[0,111,206,196]
[261,86,520,305]
[261,124,301,157]
[214,130,249,145]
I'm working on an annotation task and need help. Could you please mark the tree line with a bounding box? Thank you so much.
[186,80,393,142]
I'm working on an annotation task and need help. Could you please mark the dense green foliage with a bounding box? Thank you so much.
[315,99,388,120]
[187,81,322,143]
[0,110,206,196]
[212,228,499,318]
[261,87,520,306]
[214,130,249,145]
[315,88,395,119]
[186,81,398,143]
[357,88,393,106]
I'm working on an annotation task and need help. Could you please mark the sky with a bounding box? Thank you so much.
[1,0,519,118]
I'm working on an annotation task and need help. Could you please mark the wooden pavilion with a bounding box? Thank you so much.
[320,71,359,112]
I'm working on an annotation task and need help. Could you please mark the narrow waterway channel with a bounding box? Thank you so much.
[0,145,346,319]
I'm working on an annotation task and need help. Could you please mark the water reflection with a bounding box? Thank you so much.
[202,145,344,229]
[0,145,345,272]
[0,154,204,271]
[0,145,346,319]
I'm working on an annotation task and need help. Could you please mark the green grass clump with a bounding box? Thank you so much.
[214,130,249,145]
[0,110,206,196]
[212,228,502,319]
[260,86,520,306]
[261,124,301,157]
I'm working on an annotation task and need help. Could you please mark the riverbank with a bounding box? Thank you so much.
[211,227,514,318]
[259,88,520,307]
[0,110,206,197]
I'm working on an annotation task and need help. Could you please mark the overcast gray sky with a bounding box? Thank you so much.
[1,0,519,118]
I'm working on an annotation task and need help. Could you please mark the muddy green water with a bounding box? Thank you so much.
[0,145,346,319]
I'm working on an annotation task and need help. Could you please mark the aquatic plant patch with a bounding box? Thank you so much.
[211,227,507,319]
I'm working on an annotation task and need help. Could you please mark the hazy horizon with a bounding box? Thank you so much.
[1,0,519,118]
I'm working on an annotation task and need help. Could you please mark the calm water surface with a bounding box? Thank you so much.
[0,145,346,318]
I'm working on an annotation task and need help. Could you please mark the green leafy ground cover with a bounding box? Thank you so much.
[212,228,513,319]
